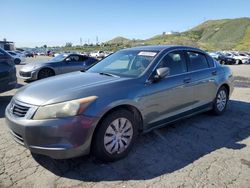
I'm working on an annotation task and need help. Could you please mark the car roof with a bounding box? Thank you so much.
[122,45,204,53]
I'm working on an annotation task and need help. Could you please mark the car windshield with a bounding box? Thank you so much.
[87,50,158,78]
[50,54,68,62]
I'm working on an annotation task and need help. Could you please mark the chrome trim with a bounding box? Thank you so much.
[8,99,38,119]
[29,145,68,150]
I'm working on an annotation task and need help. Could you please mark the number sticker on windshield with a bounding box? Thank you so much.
[138,51,157,57]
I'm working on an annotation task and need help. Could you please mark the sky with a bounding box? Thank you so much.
[1,0,250,47]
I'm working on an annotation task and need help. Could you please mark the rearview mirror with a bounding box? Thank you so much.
[154,67,170,81]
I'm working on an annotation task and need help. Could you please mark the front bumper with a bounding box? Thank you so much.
[5,106,98,159]
[19,70,38,81]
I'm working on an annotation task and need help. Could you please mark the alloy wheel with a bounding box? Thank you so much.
[216,90,227,111]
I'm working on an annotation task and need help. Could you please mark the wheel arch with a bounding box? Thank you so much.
[38,67,56,75]
[219,83,230,96]
[96,104,144,132]
[90,104,144,153]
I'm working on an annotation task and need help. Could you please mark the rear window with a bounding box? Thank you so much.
[187,51,209,71]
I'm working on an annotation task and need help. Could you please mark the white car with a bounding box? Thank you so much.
[223,52,250,64]
[90,51,105,58]
[7,51,26,64]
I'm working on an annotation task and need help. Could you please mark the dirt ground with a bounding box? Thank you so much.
[0,57,250,188]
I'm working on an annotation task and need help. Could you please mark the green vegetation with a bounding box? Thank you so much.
[60,17,250,52]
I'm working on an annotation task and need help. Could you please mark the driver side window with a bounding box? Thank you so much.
[67,55,80,62]
[158,51,187,76]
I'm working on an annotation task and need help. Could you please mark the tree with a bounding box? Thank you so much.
[43,45,47,49]
[65,42,73,47]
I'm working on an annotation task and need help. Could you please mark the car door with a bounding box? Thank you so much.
[141,50,196,128]
[185,51,218,109]
[62,55,85,73]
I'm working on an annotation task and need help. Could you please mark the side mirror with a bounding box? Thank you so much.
[154,67,170,81]
[65,58,71,62]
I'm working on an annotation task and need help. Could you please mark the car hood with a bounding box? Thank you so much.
[21,61,54,71]
[14,72,125,106]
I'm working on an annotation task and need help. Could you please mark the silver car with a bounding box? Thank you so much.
[5,45,234,162]
[19,53,97,81]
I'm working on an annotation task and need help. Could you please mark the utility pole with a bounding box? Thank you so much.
[96,36,99,45]
[80,38,82,46]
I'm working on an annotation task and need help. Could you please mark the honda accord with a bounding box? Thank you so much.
[5,45,234,162]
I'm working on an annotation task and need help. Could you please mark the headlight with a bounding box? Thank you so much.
[33,96,97,120]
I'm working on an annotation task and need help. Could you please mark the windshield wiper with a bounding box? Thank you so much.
[99,72,120,78]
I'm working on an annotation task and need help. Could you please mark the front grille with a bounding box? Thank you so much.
[19,71,31,77]
[11,102,30,118]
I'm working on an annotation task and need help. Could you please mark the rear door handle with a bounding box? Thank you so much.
[212,71,217,75]
[183,78,191,84]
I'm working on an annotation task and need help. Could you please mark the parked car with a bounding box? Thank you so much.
[7,51,26,64]
[19,53,98,81]
[5,45,234,162]
[25,51,34,57]
[208,52,236,65]
[90,51,105,58]
[0,48,17,93]
[223,52,250,64]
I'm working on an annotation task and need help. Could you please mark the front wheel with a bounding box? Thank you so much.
[212,86,229,115]
[38,68,55,80]
[236,59,242,65]
[220,60,226,65]
[93,109,138,162]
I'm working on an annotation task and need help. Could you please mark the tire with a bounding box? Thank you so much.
[93,109,138,162]
[212,86,229,115]
[221,60,226,65]
[38,68,55,80]
[236,59,242,65]
[14,58,21,65]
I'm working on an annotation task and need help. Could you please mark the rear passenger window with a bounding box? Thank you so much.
[187,52,209,71]
[158,51,187,76]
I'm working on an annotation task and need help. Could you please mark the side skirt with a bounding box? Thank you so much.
[143,103,213,133]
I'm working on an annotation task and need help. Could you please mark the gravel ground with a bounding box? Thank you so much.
[0,57,250,188]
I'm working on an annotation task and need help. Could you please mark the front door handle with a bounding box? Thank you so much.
[212,71,217,75]
[183,78,191,84]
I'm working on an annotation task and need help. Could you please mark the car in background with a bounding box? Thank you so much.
[7,51,26,64]
[0,48,17,93]
[6,45,234,161]
[90,51,105,59]
[223,52,250,64]
[19,53,98,81]
[24,51,34,57]
[208,52,236,65]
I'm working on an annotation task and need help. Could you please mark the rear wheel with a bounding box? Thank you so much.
[93,109,138,162]
[14,58,21,65]
[212,86,229,115]
[38,68,55,80]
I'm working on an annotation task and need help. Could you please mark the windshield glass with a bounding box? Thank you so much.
[50,54,68,62]
[87,50,158,77]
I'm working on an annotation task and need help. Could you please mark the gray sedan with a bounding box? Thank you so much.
[5,45,234,162]
[19,53,97,81]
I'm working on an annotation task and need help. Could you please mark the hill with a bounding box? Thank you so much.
[106,18,250,50]
[106,37,131,44]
